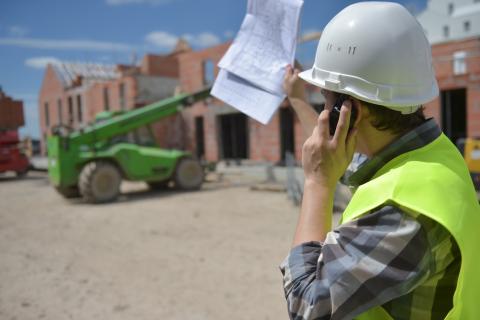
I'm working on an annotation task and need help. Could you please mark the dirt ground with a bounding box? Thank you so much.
[0,171,306,320]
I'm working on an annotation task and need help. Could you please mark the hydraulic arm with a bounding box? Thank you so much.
[66,87,211,144]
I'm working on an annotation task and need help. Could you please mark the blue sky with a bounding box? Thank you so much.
[0,0,426,139]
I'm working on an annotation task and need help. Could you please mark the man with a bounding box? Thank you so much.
[281,2,480,319]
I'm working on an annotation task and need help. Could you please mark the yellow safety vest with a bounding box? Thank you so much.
[341,133,480,319]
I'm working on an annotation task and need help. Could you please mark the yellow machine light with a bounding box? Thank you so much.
[464,138,480,173]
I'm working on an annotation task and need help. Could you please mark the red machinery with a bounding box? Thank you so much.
[0,130,29,176]
[0,87,29,177]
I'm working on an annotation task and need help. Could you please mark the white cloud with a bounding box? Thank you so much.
[0,37,134,52]
[25,57,61,69]
[8,25,29,37]
[145,31,178,50]
[183,32,221,48]
[106,0,172,6]
[145,30,221,50]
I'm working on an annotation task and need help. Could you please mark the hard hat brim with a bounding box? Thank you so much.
[299,67,439,113]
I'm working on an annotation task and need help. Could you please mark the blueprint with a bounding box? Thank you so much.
[211,0,303,124]
[212,69,286,124]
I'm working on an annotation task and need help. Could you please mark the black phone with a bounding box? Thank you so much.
[329,94,357,136]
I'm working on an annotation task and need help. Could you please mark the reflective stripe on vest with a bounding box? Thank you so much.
[341,134,480,319]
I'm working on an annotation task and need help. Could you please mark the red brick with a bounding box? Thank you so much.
[0,90,24,129]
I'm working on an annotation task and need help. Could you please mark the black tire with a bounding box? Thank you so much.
[15,170,28,178]
[174,158,204,190]
[79,161,122,203]
[55,186,81,198]
[147,180,171,190]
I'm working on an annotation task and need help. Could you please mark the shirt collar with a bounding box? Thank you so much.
[343,118,442,187]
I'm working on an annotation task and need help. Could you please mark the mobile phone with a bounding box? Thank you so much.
[329,94,357,136]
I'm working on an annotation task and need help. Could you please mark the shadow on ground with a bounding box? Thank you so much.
[0,173,47,183]
[52,177,260,206]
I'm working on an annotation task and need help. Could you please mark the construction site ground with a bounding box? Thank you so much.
[0,168,351,320]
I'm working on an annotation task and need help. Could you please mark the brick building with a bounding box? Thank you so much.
[422,37,480,142]
[418,0,480,143]
[173,0,480,164]
[37,0,480,166]
[38,40,190,154]
[176,42,311,164]
[39,40,313,164]
[0,87,24,130]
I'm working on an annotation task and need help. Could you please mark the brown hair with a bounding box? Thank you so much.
[362,101,426,135]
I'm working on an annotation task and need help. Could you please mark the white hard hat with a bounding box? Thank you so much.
[299,2,439,114]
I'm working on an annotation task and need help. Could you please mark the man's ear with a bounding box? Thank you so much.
[350,97,364,128]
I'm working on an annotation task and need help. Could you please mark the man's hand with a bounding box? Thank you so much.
[292,101,357,246]
[283,64,317,136]
[302,101,357,189]
[283,64,307,101]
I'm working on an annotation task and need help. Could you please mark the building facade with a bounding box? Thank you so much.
[38,41,190,154]
[418,0,480,142]
[417,0,480,44]
[37,0,480,166]
[176,42,312,164]
[176,0,480,164]
[39,40,314,164]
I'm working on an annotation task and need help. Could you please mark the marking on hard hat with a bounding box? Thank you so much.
[326,43,357,55]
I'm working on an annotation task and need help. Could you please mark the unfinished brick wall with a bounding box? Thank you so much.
[177,42,307,163]
[38,56,172,154]
[38,41,309,162]
[140,54,181,78]
[177,42,229,160]
[84,76,137,119]
[38,66,64,154]
[177,42,230,93]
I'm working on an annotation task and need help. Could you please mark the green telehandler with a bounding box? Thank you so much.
[47,88,210,203]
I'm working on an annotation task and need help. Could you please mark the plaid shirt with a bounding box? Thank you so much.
[280,119,461,320]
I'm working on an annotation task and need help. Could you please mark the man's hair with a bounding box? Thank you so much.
[361,101,426,135]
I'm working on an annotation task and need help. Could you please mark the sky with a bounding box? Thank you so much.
[0,0,427,139]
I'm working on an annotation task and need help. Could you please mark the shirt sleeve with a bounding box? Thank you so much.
[279,206,433,320]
